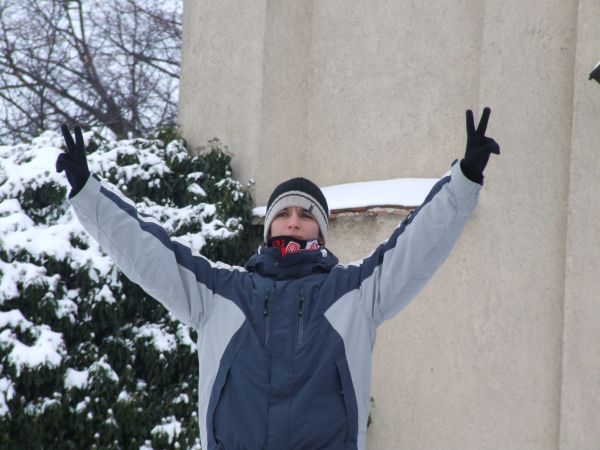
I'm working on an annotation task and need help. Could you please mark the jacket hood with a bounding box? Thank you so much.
[245,246,339,279]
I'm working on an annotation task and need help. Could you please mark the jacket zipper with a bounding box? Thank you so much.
[298,289,304,346]
[263,290,270,346]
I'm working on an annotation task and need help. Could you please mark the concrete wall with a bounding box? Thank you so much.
[179,1,600,448]
[560,1,600,448]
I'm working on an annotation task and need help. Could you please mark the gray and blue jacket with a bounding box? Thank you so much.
[70,162,481,450]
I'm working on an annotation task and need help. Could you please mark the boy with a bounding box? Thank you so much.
[58,108,499,450]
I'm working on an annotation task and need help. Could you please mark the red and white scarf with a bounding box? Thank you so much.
[267,236,321,257]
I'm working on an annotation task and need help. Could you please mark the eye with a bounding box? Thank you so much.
[300,210,314,219]
[275,209,290,218]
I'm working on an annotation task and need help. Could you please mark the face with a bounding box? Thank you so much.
[269,206,321,242]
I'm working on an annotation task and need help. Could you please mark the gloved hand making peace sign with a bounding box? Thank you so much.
[460,107,500,184]
[56,124,90,198]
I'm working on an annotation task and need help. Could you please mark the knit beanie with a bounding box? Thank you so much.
[263,177,329,244]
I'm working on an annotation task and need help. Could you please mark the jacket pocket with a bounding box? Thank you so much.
[335,359,350,436]
[211,361,270,448]
[209,365,232,446]
[208,325,268,449]
[334,357,359,449]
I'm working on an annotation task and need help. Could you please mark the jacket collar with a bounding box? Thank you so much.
[245,245,339,280]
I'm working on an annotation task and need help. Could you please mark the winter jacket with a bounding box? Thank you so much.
[70,162,481,450]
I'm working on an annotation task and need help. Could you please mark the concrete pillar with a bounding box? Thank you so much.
[559,1,600,448]
[179,0,313,203]
[179,0,268,193]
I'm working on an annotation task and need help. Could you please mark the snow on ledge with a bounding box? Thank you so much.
[252,177,438,218]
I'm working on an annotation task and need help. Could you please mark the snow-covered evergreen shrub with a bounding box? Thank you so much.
[0,129,257,449]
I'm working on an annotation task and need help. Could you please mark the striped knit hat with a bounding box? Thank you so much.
[264,177,329,244]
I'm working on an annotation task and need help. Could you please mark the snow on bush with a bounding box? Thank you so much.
[0,128,256,449]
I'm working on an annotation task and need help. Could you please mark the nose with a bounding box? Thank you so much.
[287,210,301,228]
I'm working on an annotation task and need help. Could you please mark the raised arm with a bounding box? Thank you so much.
[56,125,247,329]
[356,108,500,325]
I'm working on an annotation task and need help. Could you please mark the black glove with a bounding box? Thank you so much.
[460,107,500,184]
[57,124,90,197]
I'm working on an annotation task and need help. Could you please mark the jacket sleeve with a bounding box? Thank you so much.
[353,162,482,326]
[69,174,246,329]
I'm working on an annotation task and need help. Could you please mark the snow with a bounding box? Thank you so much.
[0,259,61,303]
[0,199,33,231]
[76,397,91,413]
[188,183,206,197]
[24,397,60,416]
[172,393,189,404]
[89,358,119,384]
[252,177,439,216]
[117,390,132,402]
[151,416,182,444]
[65,368,89,390]
[0,377,15,416]
[134,324,177,353]
[0,310,65,376]
[0,309,30,328]
[0,133,114,310]
[176,323,196,352]
[55,297,79,323]
[95,285,116,304]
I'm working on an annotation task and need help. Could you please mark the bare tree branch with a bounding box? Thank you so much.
[0,0,182,142]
